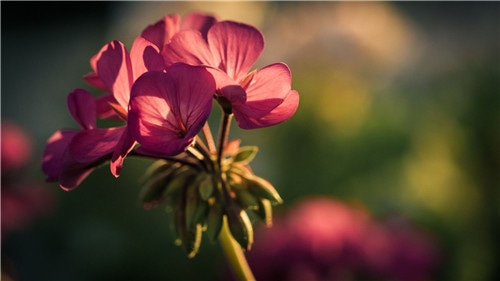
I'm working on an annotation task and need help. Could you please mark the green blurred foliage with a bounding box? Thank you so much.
[1,1,498,281]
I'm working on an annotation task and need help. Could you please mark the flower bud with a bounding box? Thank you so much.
[226,203,254,251]
[139,161,180,210]
[206,201,224,242]
[252,198,273,227]
[232,146,258,164]
[246,176,283,205]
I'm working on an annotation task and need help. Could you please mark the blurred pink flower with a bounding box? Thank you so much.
[127,63,216,156]
[231,196,441,281]
[162,20,299,129]
[2,120,55,240]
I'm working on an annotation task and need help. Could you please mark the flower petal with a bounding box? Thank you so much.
[41,130,78,182]
[166,63,216,139]
[162,30,214,67]
[208,21,264,81]
[68,127,125,163]
[95,40,133,110]
[181,12,218,40]
[67,89,96,130]
[128,64,215,156]
[110,129,136,178]
[236,89,299,129]
[233,63,299,129]
[130,36,165,80]
[141,14,181,50]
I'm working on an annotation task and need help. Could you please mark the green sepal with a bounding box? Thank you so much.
[139,161,181,210]
[233,146,259,164]
[185,173,210,229]
[252,199,273,227]
[226,203,254,251]
[198,174,214,201]
[172,177,203,258]
[206,201,224,242]
[246,176,283,205]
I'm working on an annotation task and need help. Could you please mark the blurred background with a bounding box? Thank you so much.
[1,1,498,281]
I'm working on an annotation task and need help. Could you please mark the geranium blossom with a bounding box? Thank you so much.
[127,63,216,156]
[42,89,128,190]
[162,21,299,129]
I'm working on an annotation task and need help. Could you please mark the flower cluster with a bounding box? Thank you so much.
[42,11,299,257]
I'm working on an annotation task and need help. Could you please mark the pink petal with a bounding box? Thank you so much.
[233,63,299,129]
[95,93,121,120]
[41,130,78,182]
[110,129,136,178]
[130,36,165,80]
[128,64,215,156]
[161,30,214,67]
[236,89,299,129]
[83,72,107,90]
[95,40,133,111]
[58,161,96,191]
[207,68,246,104]
[208,21,264,81]
[181,12,218,39]
[141,14,181,50]
[67,89,96,130]
[166,63,216,138]
[68,127,125,163]
[56,127,126,190]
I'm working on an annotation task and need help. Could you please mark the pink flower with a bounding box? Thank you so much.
[2,120,55,240]
[162,21,299,129]
[42,89,129,190]
[229,196,441,281]
[127,63,216,156]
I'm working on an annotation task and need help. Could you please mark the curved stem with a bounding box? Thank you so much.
[219,217,256,281]
[217,113,233,167]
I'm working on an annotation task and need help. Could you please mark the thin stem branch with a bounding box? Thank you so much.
[219,217,256,281]
[202,122,217,155]
[217,113,233,168]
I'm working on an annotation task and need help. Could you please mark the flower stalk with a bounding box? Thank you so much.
[219,217,256,281]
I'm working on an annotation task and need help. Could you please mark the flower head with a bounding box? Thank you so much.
[162,21,299,129]
[127,63,216,156]
[42,89,131,190]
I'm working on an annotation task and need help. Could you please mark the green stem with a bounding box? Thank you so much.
[219,217,256,281]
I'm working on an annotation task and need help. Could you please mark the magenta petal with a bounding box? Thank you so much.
[208,21,264,81]
[207,68,246,104]
[166,63,216,138]
[181,12,218,40]
[95,93,120,120]
[110,129,136,178]
[141,14,181,50]
[42,130,78,182]
[128,115,191,156]
[162,30,214,67]
[245,63,293,102]
[233,63,299,129]
[95,40,133,110]
[58,162,95,191]
[128,65,215,156]
[67,89,96,130]
[68,127,125,163]
[83,72,107,90]
[236,89,299,129]
[130,36,165,80]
